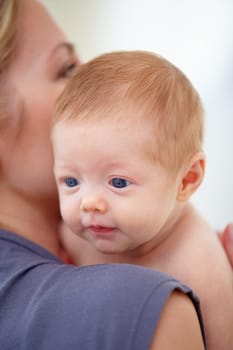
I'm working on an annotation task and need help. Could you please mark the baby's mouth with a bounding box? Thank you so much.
[88,225,116,234]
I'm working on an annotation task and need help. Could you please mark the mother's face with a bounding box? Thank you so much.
[1,0,79,201]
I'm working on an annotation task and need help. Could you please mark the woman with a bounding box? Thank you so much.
[0,0,231,348]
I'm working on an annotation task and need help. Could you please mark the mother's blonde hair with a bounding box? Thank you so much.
[0,0,19,124]
[0,0,19,74]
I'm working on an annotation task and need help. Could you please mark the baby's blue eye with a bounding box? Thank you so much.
[65,177,79,187]
[110,178,131,188]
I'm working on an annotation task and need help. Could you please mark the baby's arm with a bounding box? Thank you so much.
[150,291,205,350]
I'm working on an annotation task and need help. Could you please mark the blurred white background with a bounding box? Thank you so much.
[42,0,233,229]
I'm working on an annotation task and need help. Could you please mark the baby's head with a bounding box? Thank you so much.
[52,51,205,255]
[53,50,204,176]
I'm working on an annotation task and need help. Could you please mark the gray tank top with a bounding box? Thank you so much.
[0,229,206,349]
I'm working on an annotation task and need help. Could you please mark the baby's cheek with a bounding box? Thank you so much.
[72,203,84,235]
[116,204,142,232]
[60,198,76,225]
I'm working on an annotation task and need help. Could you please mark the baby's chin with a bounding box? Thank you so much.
[87,238,125,256]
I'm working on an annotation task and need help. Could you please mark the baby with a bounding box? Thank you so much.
[52,50,233,349]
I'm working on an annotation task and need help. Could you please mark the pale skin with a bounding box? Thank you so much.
[0,0,206,348]
[53,115,233,349]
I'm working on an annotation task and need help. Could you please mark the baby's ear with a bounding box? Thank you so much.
[177,152,205,202]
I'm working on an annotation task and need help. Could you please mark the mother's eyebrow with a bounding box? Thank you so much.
[50,42,76,56]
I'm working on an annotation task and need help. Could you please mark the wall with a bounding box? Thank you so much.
[42,0,233,229]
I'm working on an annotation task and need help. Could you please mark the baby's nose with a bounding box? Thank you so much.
[80,195,108,213]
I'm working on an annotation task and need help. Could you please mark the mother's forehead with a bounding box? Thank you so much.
[14,0,66,60]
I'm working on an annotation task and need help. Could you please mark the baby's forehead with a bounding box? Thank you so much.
[54,113,156,151]
[52,105,160,165]
[84,112,157,146]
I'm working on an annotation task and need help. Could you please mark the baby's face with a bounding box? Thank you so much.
[52,115,182,256]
